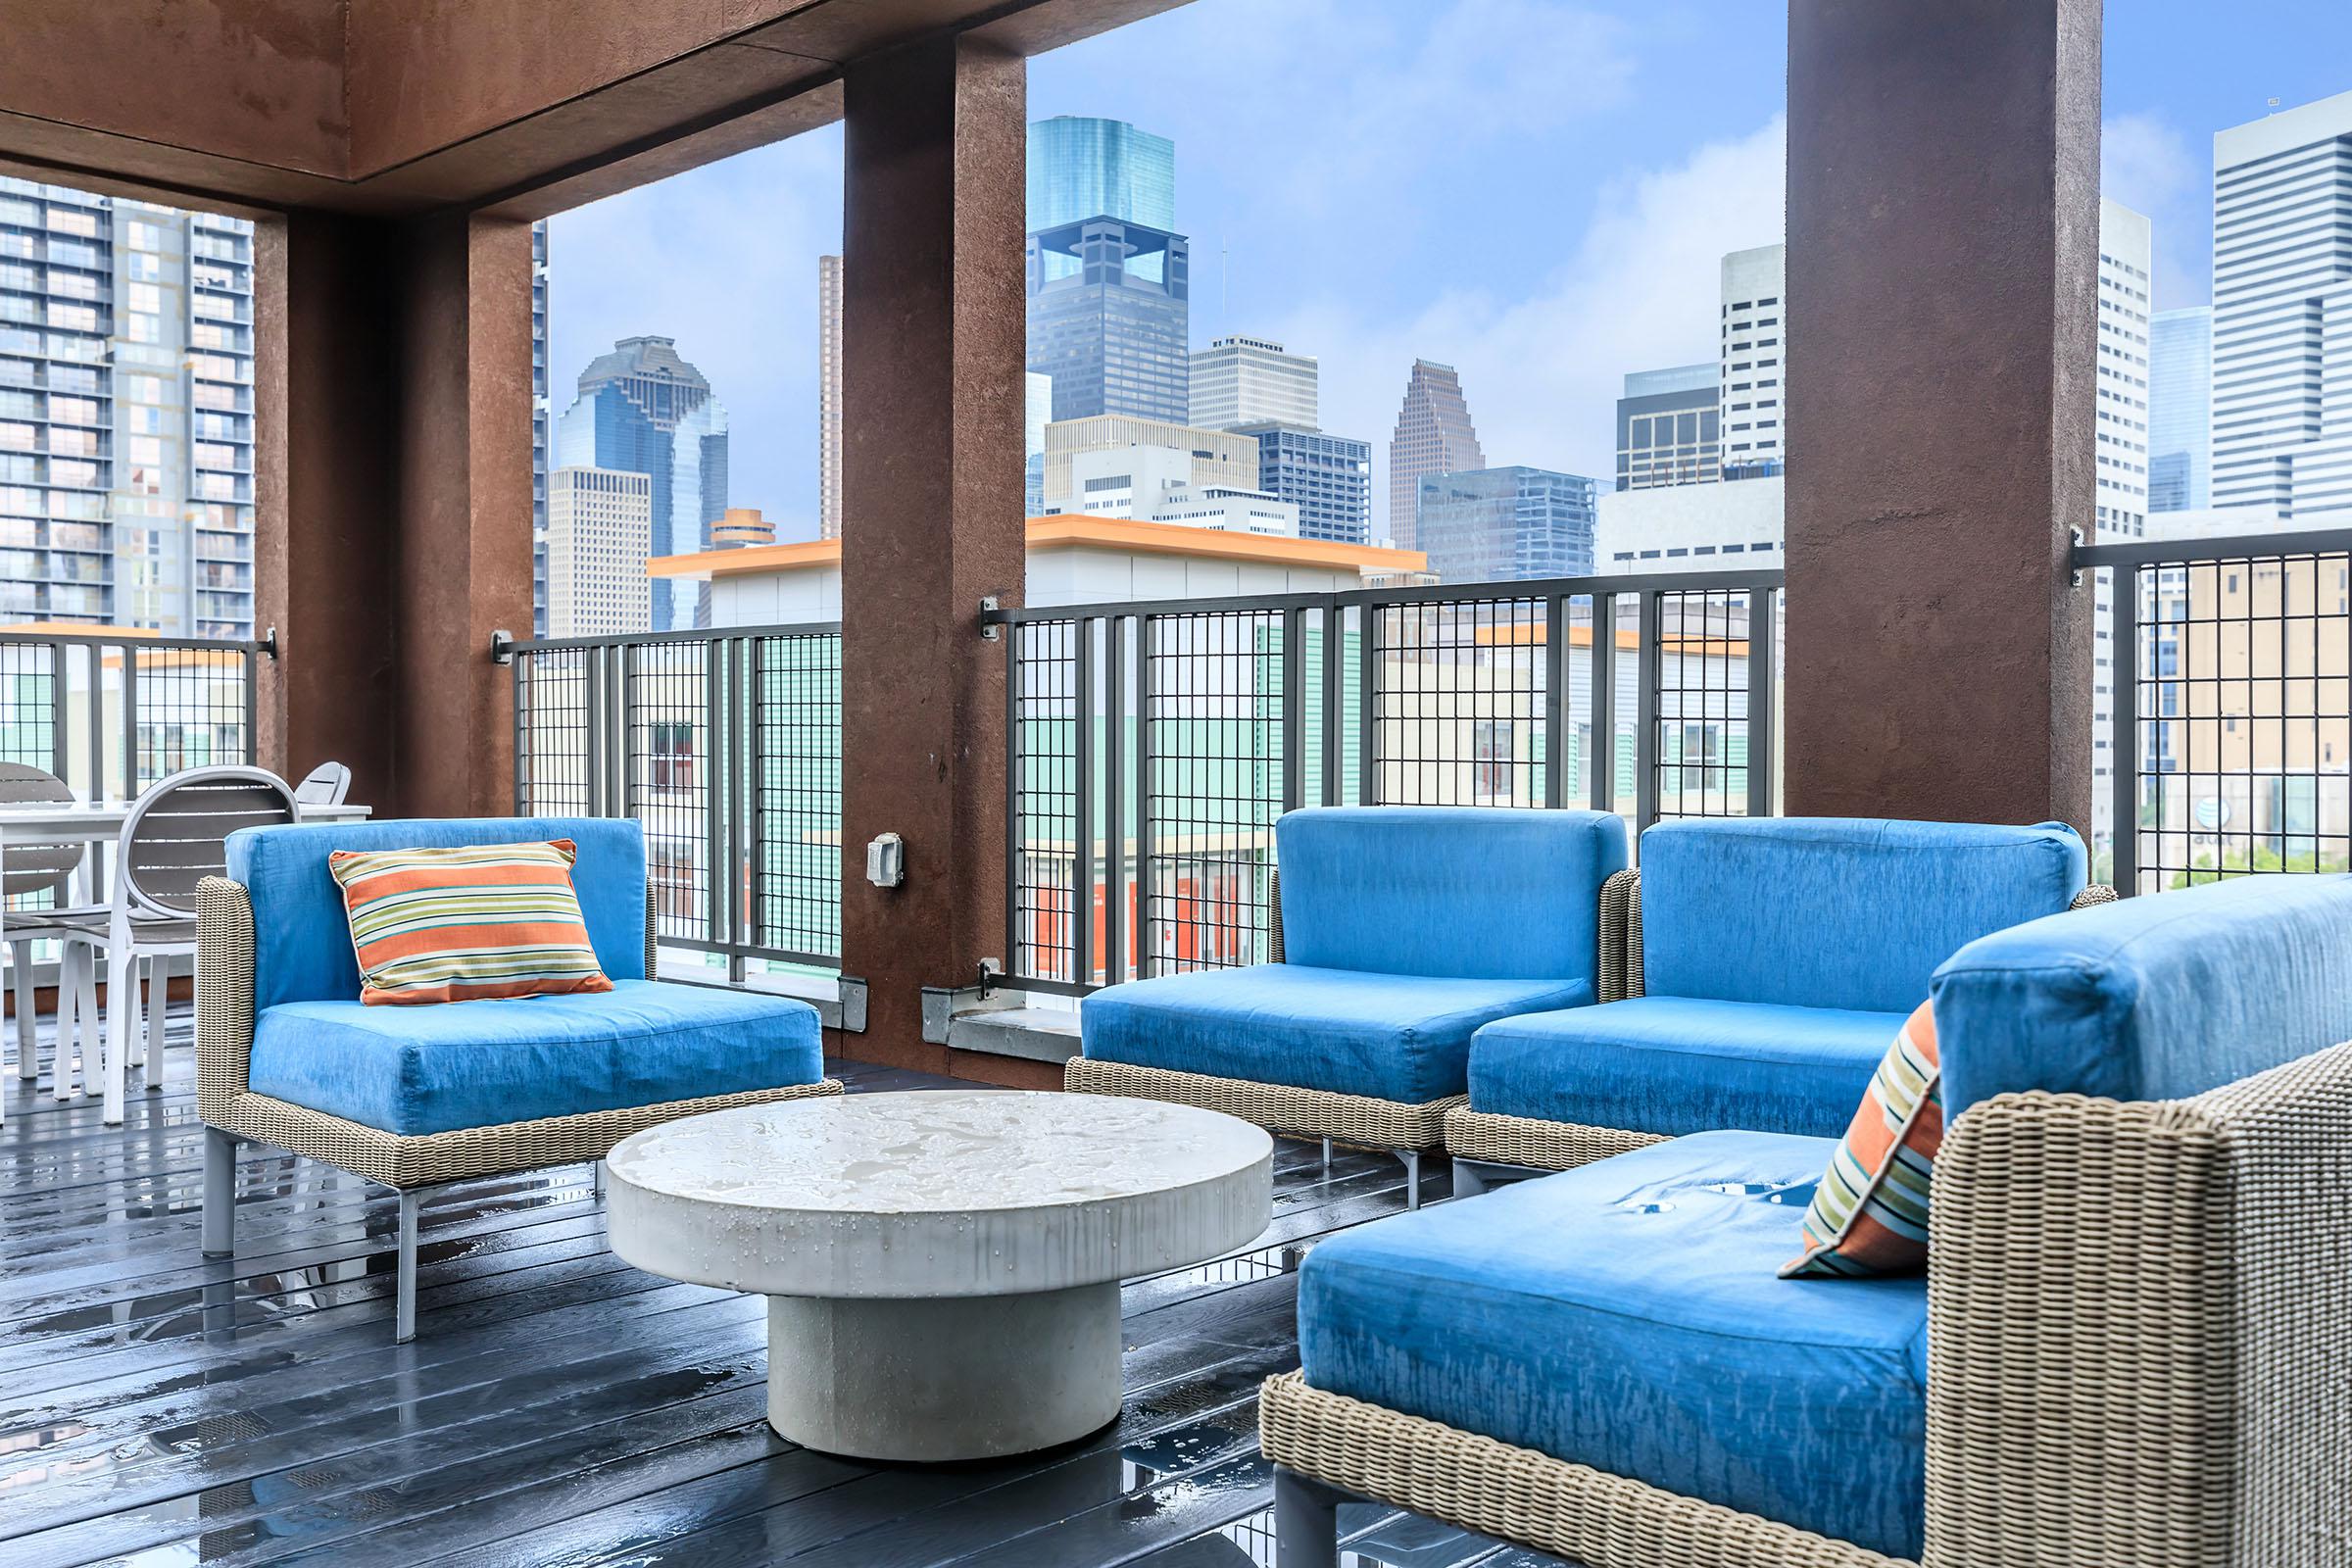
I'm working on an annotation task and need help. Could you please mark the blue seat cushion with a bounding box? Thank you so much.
[1640,816,2085,1013]
[246,979,824,1136]
[1468,995,1905,1139]
[229,816,651,1011]
[1299,1130,1928,1559]
[1080,964,1592,1105]
[1936,869,2352,1113]
[1276,807,1627,981]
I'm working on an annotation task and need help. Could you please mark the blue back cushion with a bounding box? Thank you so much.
[1275,807,1628,980]
[1935,872,2352,1114]
[1640,817,2086,1014]
[227,816,649,1009]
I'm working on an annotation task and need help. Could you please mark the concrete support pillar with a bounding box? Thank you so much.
[1784,0,2100,832]
[838,36,1027,1070]
[256,211,533,817]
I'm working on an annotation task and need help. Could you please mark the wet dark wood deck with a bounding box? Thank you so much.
[0,1008,1574,1568]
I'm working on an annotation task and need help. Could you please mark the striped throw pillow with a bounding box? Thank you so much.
[329,840,614,1006]
[1781,1001,1942,1279]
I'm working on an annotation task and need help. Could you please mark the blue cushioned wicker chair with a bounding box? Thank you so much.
[195,815,839,1342]
[1443,815,2107,1188]
[1270,870,2352,1567]
[1069,807,1630,1207]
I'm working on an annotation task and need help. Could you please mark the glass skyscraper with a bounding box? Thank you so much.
[2147,306,2213,514]
[1235,423,1370,544]
[530,221,551,633]
[1416,466,1596,585]
[1026,218,1190,424]
[0,177,256,638]
[555,335,728,632]
[1027,117,1175,283]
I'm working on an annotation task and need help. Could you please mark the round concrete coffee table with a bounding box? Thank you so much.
[604,1090,1273,1462]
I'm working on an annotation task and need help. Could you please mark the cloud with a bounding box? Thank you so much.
[1265,114,1788,519]
[2100,111,2208,309]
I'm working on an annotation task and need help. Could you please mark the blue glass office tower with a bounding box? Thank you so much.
[1028,117,1175,282]
[1026,218,1190,423]
[1415,467,1597,584]
[2147,306,2212,514]
[1234,423,1371,544]
[555,335,728,631]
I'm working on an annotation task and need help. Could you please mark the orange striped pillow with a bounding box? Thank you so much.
[328,840,613,1006]
[1781,1001,1942,1278]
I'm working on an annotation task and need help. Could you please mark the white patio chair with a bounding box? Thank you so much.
[0,762,107,1105]
[74,765,297,1122]
[295,760,352,808]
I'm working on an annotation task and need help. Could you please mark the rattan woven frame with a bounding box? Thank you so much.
[1063,1056,1462,1150]
[1276,1043,2352,1567]
[1260,1371,1907,1568]
[195,875,842,1190]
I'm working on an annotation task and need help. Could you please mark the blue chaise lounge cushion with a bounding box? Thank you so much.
[1935,869,2352,1114]
[228,816,651,1012]
[1081,965,1592,1105]
[1466,996,1907,1137]
[1274,806,1628,980]
[1640,817,2086,1014]
[1298,1130,1928,1559]
[246,979,823,1135]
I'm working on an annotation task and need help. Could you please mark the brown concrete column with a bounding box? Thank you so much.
[838,35,1026,1074]
[1783,0,2100,832]
[255,211,532,817]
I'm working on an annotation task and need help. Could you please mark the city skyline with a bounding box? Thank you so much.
[529,3,2347,554]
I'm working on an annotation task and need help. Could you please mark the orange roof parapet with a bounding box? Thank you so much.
[650,514,1428,581]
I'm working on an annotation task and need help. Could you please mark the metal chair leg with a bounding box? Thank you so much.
[144,955,167,1090]
[10,941,34,1081]
[395,1188,423,1344]
[102,912,131,1124]
[1396,1148,1423,1210]
[591,1158,605,1199]
[202,1125,237,1256]
[1273,1466,1344,1568]
[1320,1137,1333,1169]
[1452,1156,1489,1199]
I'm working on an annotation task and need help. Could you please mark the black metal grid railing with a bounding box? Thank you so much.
[991,568,1784,995]
[508,621,842,972]
[2081,525,2352,895]
[0,629,262,802]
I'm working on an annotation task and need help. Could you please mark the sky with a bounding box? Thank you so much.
[548,0,2352,545]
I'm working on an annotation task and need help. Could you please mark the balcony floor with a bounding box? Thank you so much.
[0,1006,1573,1568]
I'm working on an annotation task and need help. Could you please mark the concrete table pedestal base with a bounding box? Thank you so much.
[607,1092,1272,1466]
[765,1281,1122,1460]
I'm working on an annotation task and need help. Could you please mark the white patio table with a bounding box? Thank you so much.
[607,1089,1274,1462]
[0,799,369,1125]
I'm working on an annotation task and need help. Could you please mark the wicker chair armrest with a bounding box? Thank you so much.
[1268,867,1283,964]
[1597,867,1642,1003]
[2068,883,2119,910]
[1926,1040,2352,1567]
[644,874,659,980]
[195,874,257,1124]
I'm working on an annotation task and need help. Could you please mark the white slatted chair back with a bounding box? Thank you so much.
[116,766,297,917]
[0,762,82,903]
[295,760,352,808]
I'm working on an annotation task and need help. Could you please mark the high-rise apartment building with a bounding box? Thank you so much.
[1028,116,1176,283]
[1388,360,1484,549]
[1233,423,1371,545]
[818,253,843,539]
[530,220,551,633]
[1189,335,1317,430]
[0,177,256,638]
[2095,198,2153,539]
[2212,88,2352,522]
[546,466,652,636]
[1416,466,1596,584]
[1026,217,1190,423]
[1719,245,1787,479]
[2148,306,2214,514]
[1616,364,1720,491]
[555,335,728,631]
